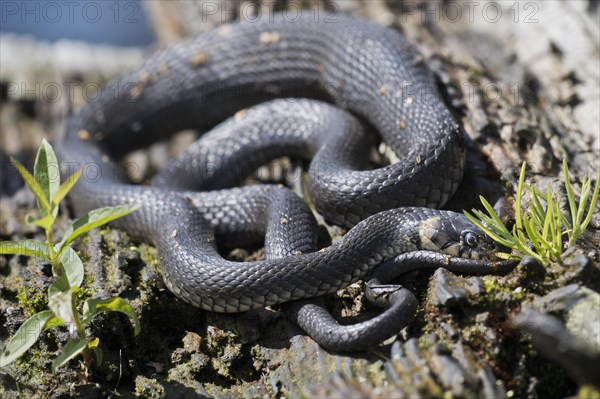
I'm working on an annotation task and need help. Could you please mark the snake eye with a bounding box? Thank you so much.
[464,232,478,247]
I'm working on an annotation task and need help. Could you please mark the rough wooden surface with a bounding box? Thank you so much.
[1,1,599,398]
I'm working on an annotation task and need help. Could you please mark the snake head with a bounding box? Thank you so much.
[419,213,506,261]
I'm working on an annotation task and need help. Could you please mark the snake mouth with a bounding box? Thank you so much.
[458,244,515,262]
[441,241,503,261]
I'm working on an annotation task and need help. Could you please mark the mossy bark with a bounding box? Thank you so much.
[1,1,598,398]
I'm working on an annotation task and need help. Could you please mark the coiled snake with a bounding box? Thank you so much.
[58,13,516,351]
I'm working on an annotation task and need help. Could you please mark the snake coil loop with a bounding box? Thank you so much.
[58,13,515,350]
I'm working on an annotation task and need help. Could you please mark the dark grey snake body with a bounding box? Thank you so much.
[58,13,515,350]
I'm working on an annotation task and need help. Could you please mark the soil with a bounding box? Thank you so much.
[1,1,599,398]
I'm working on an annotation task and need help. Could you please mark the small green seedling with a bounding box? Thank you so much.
[0,139,141,373]
[465,160,599,264]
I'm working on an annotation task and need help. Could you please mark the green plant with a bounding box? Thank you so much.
[0,139,141,373]
[465,160,599,264]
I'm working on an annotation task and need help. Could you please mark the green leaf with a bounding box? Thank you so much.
[52,338,87,371]
[465,159,596,263]
[44,316,65,330]
[466,214,512,249]
[48,275,75,326]
[560,212,572,233]
[575,177,591,227]
[580,173,600,231]
[10,158,51,215]
[0,310,55,367]
[87,337,100,348]
[563,159,578,227]
[57,204,141,255]
[59,247,84,288]
[524,216,551,252]
[26,213,54,230]
[541,186,554,241]
[479,196,508,232]
[552,199,564,259]
[0,240,50,261]
[465,206,515,248]
[34,139,60,218]
[515,162,527,243]
[527,185,547,227]
[52,169,82,210]
[91,346,103,367]
[83,297,141,336]
[88,338,103,366]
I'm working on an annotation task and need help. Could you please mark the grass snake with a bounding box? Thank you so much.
[57,13,516,350]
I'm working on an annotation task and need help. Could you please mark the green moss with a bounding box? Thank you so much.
[83,275,95,287]
[134,375,165,399]
[98,227,118,257]
[73,286,93,304]
[481,277,525,305]
[139,244,161,269]
[250,345,268,371]
[418,335,435,350]
[15,277,47,314]
[12,343,58,389]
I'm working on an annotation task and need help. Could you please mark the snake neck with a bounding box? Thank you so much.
[338,208,425,264]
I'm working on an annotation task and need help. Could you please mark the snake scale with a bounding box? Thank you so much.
[58,13,515,350]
